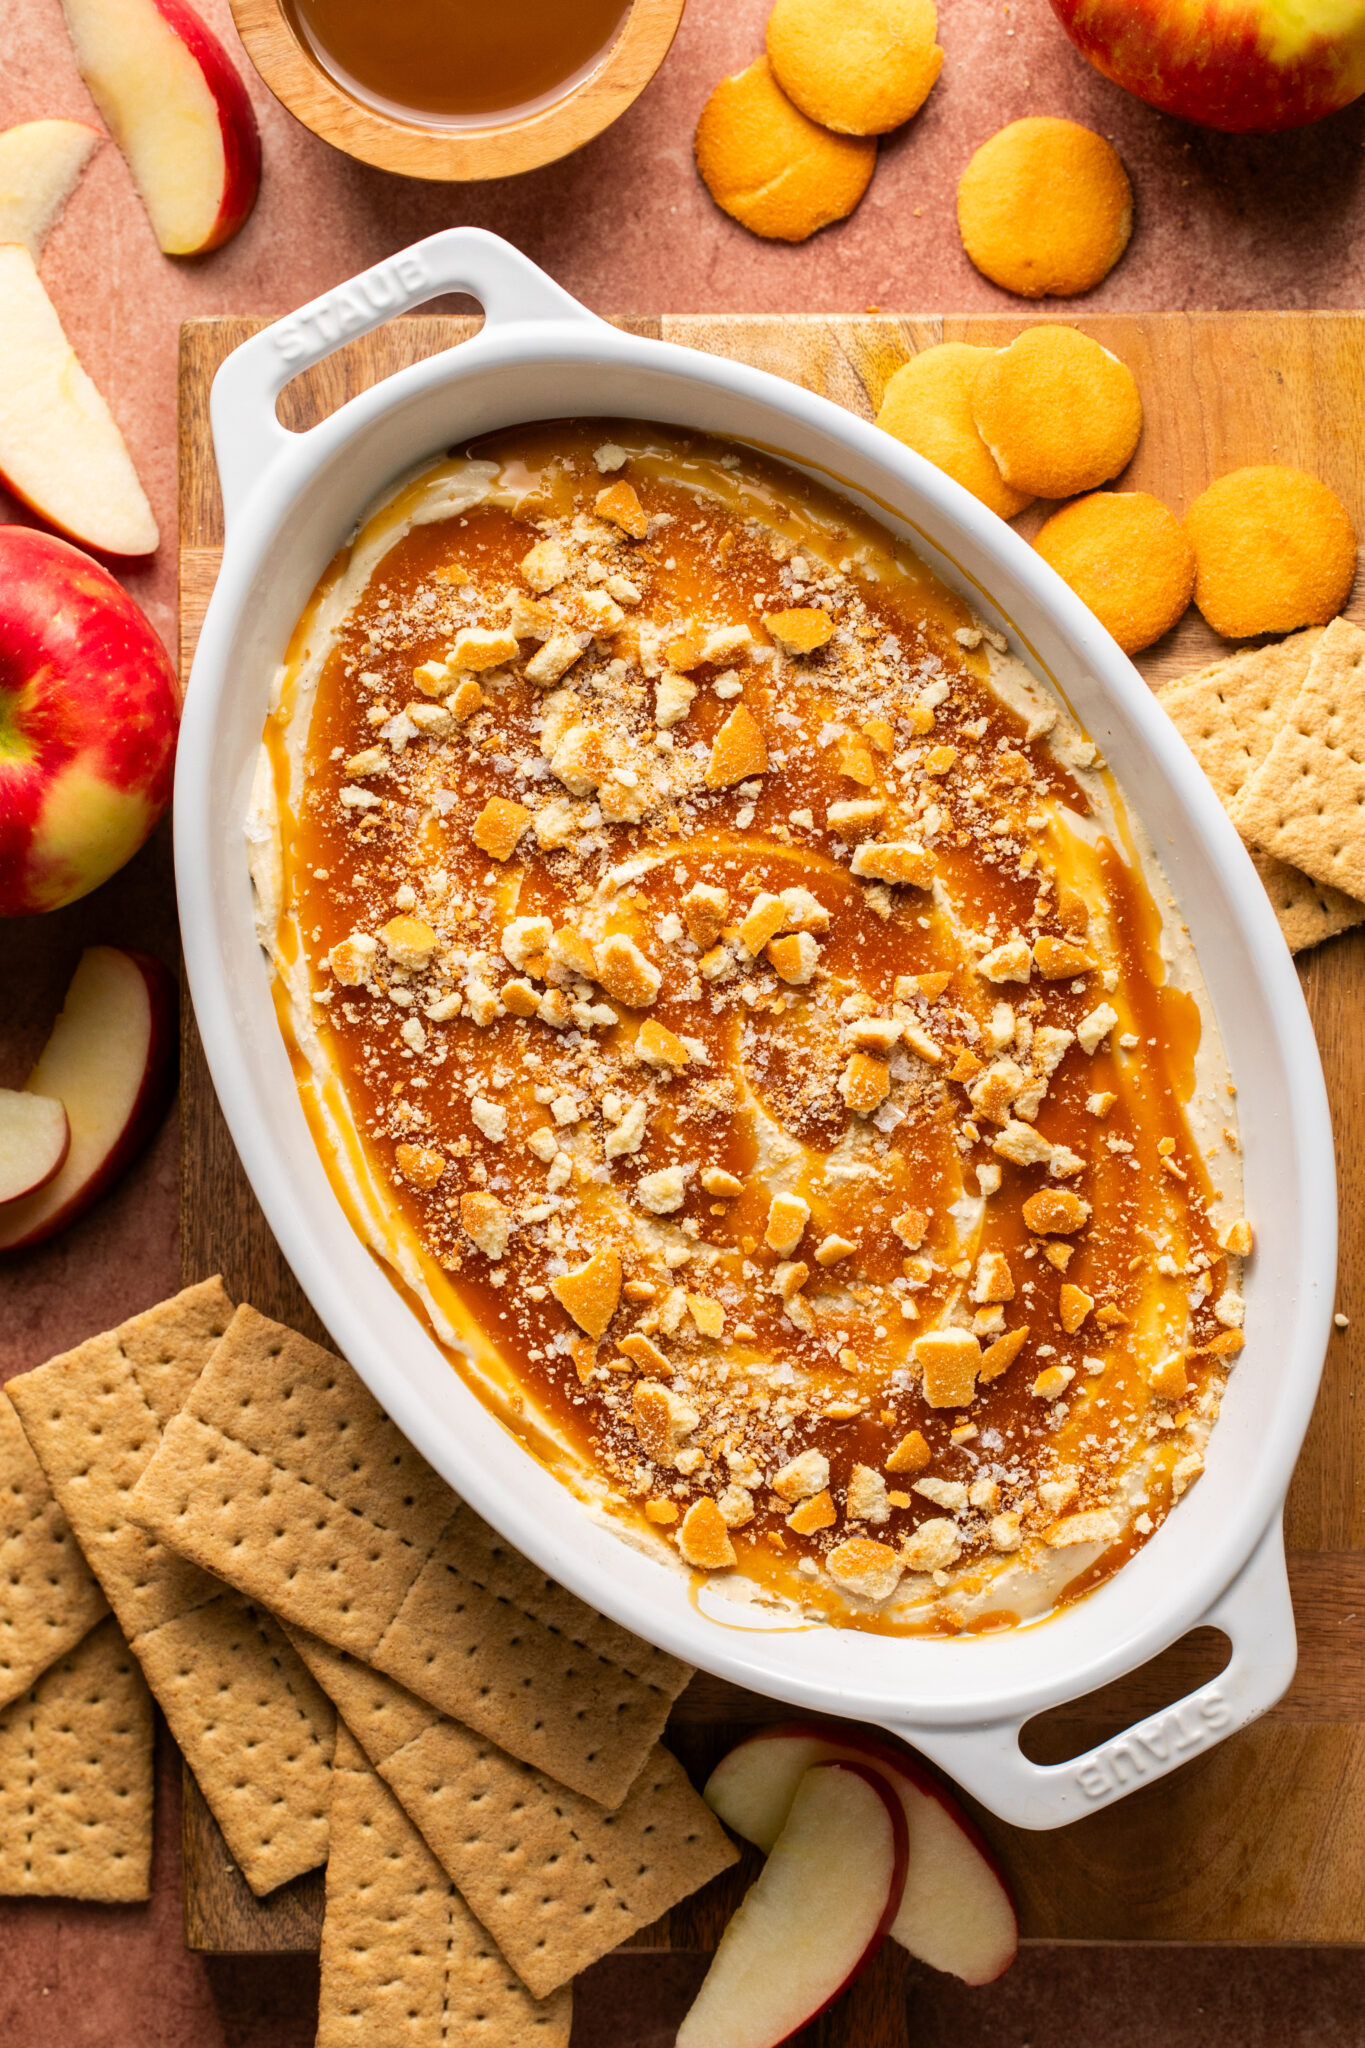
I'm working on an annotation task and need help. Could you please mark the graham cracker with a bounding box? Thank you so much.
[7,1282,335,1896]
[1158,630,1365,951]
[0,1387,108,1709]
[1235,615,1365,901]
[0,1615,153,1900]
[127,1304,692,1807]
[318,1725,572,2048]
[285,1621,735,1997]
[1248,848,1365,954]
[1158,629,1323,805]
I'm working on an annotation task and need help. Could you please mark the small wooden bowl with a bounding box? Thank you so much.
[230,0,685,180]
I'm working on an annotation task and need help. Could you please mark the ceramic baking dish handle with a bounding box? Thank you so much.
[210,227,601,530]
[877,1516,1296,1830]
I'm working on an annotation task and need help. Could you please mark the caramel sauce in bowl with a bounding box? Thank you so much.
[229,0,683,177]
[284,0,632,128]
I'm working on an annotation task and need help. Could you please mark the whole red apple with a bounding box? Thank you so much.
[0,528,178,916]
[1049,0,1365,130]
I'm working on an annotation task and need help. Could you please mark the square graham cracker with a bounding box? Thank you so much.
[1158,629,1323,805]
[0,1615,153,1900]
[1247,848,1365,954]
[7,1282,334,1895]
[286,1622,735,1997]
[1235,615,1365,902]
[1159,631,1365,952]
[318,1725,572,2048]
[127,1304,692,1807]
[0,1387,108,1710]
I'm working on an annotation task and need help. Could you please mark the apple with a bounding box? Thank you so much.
[678,1759,907,2048]
[60,0,260,255]
[0,1090,70,1205]
[0,947,176,1254]
[0,245,159,558]
[0,120,101,259]
[0,527,177,915]
[1049,0,1365,132]
[704,1719,1017,1985]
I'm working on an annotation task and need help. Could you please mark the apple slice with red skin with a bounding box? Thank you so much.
[60,0,260,255]
[0,947,176,1254]
[0,1090,70,1205]
[678,1759,907,2048]
[704,1719,1017,1985]
[0,120,101,259]
[0,247,159,558]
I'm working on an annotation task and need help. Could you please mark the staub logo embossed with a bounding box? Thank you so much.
[1074,1689,1233,1800]
[271,253,431,364]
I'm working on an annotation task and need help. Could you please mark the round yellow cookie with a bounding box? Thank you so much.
[957,117,1132,299]
[1184,467,1357,640]
[1034,492,1195,654]
[766,0,943,135]
[971,325,1142,499]
[695,56,877,243]
[876,344,1033,520]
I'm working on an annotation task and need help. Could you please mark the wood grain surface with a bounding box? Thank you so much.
[178,314,1364,1991]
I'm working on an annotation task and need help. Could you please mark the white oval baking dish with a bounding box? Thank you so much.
[177,229,1334,1829]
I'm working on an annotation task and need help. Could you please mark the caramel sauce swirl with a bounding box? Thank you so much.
[254,421,1245,1634]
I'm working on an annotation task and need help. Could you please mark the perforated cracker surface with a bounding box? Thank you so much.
[136,1590,334,1893]
[129,1305,691,1806]
[1235,615,1365,901]
[1159,629,1322,805]
[8,1286,233,1643]
[0,1616,152,1900]
[318,1726,571,2048]
[0,1390,107,1711]
[1248,848,1365,953]
[286,1622,735,1996]
[1159,630,1365,950]
[8,1282,334,1894]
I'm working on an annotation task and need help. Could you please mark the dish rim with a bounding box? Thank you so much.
[176,230,1334,1825]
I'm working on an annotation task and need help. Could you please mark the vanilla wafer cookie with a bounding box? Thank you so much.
[318,1725,572,2048]
[8,1282,334,1895]
[0,1388,107,1709]
[286,1621,733,1996]
[0,1616,153,1900]
[128,1304,692,1807]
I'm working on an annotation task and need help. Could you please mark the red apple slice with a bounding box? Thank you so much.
[0,245,158,557]
[704,1719,1017,1985]
[678,1759,907,2048]
[0,947,176,1254]
[0,1090,70,1205]
[60,0,260,255]
[0,120,101,259]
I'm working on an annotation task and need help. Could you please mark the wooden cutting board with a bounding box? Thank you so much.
[178,315,1365,2002]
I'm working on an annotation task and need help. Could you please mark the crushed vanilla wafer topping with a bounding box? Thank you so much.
[253,421,1245,1636]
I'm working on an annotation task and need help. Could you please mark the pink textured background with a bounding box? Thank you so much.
[4,0,1365,2038]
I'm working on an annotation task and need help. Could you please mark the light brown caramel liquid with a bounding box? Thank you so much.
[286,0,633,126]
